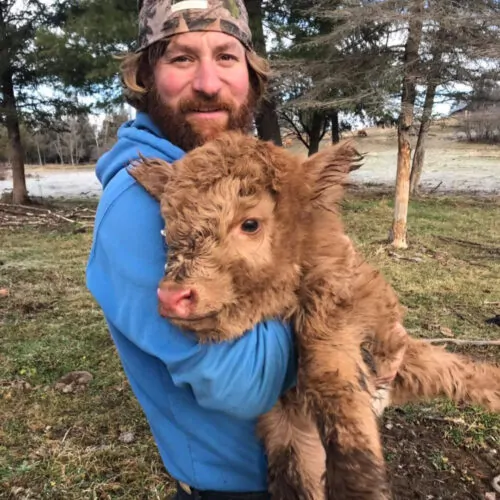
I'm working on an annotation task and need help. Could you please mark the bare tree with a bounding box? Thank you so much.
[409,80,438,194]
[409,1,500,194]
[390,0,425,249]
[280,107,329,155]
[273,0,499,247]
[463,79,500,143]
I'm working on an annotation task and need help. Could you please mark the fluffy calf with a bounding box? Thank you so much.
[129,132,500,500]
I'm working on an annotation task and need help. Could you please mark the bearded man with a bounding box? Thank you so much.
[86,1,297,498]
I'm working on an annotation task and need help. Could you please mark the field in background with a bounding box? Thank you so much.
[288,122,500,193]
[24,164,96,172]
[1,121,500,199]
[1,192,499,499]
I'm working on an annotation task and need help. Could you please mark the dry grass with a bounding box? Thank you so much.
[0,192,499,499]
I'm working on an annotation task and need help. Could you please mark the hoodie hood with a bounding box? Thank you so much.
[96,111,186,189]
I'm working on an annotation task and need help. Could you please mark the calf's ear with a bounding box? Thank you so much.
[302,140,364,205]
[127,154,172,200]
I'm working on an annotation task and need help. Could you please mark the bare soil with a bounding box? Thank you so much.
[386,400,499,500]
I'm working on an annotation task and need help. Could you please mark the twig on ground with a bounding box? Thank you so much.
[0,202,48,212]
[448,307,479,326]
[0,202,95,228]
[0,203,76,223]
[387,251,423,263]
[429,181,443,193]
[436,235,500,254]
[61,427,72,444]
[420,415,470,426]
[423,338,500,346]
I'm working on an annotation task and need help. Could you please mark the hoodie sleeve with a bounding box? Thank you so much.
[86,175,297,420]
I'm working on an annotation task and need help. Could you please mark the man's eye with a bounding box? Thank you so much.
[169,55,191,64]
[241,219,260,233]
[219,53,237,62]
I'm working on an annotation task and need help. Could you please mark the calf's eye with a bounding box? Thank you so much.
[241,219,260,233]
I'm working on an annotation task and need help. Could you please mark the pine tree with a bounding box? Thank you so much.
[0,0,136,203]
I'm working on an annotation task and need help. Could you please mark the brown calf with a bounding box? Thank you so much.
[129,132,500,500]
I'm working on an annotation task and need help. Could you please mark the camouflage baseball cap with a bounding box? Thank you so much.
[137,0,253,52]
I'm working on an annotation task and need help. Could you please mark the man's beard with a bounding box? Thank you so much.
[147,87,256,152]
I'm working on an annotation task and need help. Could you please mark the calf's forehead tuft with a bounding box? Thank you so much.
[166,132,293,194]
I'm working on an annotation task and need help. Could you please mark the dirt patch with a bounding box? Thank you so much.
[385,407,499,500]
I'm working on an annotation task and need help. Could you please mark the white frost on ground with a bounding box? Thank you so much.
[1,136,499,199]
[0,170,102,199]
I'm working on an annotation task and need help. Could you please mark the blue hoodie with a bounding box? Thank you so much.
[86,112,297,492]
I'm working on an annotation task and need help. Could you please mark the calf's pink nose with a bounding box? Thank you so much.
[157,284,196,318]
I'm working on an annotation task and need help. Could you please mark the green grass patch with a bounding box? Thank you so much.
[1,192,499,498]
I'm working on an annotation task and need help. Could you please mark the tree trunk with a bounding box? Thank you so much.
[410,81,437,195]
[255,99,283,146]
[331,110,340,144]
[244,0,282,146]
[36,139,43,166]
[390,0,424,249]
[308,111,324,156]
[1,68,29,204]
[55,135,64,164]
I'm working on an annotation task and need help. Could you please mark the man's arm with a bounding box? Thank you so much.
[86,178,297,420]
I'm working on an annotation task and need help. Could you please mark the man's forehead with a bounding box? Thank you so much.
[166,31,244,52]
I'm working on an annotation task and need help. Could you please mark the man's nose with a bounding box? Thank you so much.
[192,59,222,96]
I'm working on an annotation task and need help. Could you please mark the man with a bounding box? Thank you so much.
[86,1,296,499]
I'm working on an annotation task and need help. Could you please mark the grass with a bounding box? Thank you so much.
[1,191,499,499]
[343,192,500,339]
[0,223,174,499]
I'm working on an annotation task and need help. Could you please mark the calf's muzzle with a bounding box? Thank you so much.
[157,282,198,319]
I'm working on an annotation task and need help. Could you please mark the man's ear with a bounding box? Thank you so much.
[302,140,364,206]
[127,154,172,200]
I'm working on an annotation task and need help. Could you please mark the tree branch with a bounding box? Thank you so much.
[279,110,310,149]
[422,338,500,346]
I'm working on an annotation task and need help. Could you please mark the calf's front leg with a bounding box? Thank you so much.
[257,389,325,500]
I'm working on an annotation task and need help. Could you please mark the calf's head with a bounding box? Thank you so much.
[129,132,361,340]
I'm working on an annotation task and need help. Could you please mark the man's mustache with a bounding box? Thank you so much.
[179,96,234,114]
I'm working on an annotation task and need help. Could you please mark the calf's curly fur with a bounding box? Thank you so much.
[129,132,500,500]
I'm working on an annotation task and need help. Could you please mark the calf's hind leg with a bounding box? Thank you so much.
[257,389,325,500]
[300,338,392,500]
[365,322,409,417]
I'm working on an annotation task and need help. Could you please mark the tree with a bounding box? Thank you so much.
[294,0,499,246]
[0,0,136,204]
[0,1,48,203]
[55,114,96,165]
[390,0,425,249]
[462,78,500,143]
[268,0,400,154]
[95,110,131,158]
[245,0,283,145]
[409,47,442,195]
[410,0,500,193]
